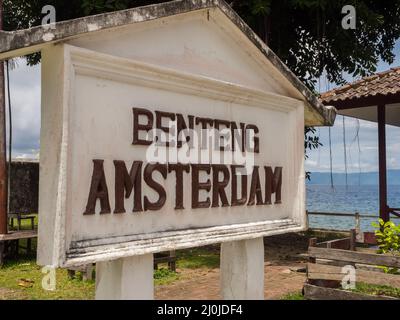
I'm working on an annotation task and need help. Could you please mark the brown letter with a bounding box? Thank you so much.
[248,166,263,205]
[133,107,154,145]
[265,167,283,204]
[176,114,194,148]
[196,118,214,149]
[212,165,230,207]
[84,160,111,215]
[168,164,190,209]
[246,124,260,153]
[191,164,211,209]
[214,119,231,151]
[230,122,246,152]
[144,163,168,211]
[155,111,176,147]
[114,160,143,213]
[231,165,247,206]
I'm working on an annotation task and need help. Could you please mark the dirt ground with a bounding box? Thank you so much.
[0,232,311,300]
[155,233,309,300]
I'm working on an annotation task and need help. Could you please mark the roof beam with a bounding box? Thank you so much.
[324,93,400,110]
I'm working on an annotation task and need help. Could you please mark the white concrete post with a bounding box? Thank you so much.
[95,254,154,300]
[220,237,265,300]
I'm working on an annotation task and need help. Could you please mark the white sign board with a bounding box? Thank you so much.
[37,8,307,268]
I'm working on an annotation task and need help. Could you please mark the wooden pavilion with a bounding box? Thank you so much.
[321,67,400,222]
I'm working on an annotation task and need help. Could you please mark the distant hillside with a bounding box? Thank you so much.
[307,170,400,185]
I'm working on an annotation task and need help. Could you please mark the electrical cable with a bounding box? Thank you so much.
[343,116,348,189]
[328,126,334,190]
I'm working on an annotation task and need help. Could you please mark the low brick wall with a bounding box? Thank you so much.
[9,160,39,214]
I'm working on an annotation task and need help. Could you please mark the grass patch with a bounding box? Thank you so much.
[176,246,220,269]
[9,214,38,231]
[154,268,180,286]
[281,291,305,300]
[0,258,95,300]
[351,282,400,298]
[0,246,218,299]
[0,238,219,298]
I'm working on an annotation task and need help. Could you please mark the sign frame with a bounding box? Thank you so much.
[38,44,306,268]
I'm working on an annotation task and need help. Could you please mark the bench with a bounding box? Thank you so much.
[154,251,176,272]
[65,251,177,282]
[0,230,37,266]
[9,213,36,231]
[67,264,95,281]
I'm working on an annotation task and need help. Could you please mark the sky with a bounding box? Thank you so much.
[5,42,400,173]
[306,41,400,173]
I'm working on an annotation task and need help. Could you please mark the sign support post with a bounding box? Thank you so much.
[220,237,265,300]
[0,0,8,236]
[95,254,154,300]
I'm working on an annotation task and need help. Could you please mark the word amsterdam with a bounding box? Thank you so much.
[83,108,283,215]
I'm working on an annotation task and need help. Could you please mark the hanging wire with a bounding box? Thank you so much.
[350,119,362,186]
[356,120,361,186]
[343,116,348,188]
[317,127,321,167]
[328,126,334,190]
[5,60,12,213]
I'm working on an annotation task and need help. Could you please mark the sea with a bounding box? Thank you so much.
[306,185,400,231]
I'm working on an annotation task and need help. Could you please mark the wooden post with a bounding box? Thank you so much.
[350,229,356,251]
[220,238,265,300]
[378,105,389,222]
[0,0,7,236]
[354,212,360,234]
[309,238,317,263]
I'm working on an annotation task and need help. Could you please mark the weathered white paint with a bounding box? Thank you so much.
[95,254,154,300]
[36,4,314,270]
[220,237,264,300]
[69,9,294,98]
[37,43,306,267]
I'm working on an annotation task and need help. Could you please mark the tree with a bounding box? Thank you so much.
[5,0,400,89]
[4,0,400,163]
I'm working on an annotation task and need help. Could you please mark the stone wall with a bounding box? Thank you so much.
[9,160,39,214]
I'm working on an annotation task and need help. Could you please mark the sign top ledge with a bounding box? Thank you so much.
[0,0,336,126]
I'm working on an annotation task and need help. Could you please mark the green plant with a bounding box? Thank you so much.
[281,291,304,300]
[351,282,400,298]
[153,268,179,286]
[372,219,400,274]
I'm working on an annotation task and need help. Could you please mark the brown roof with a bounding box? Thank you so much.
[321,67,400,105]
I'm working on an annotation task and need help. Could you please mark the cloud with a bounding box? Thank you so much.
[306,115,400,173]
[5,59,41,159]
[6,42,400,171]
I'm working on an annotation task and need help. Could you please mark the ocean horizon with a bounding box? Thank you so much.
[306,184,400,231]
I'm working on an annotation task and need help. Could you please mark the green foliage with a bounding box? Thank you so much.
[352,282,400,298]
[0,258,95,300]
[305,126,322,180]
[372,219,400,254]
[153,268,179,285]
[5,0,400,156]
[5,0,400,91]
[233,0,400,89]
[82,0,129,15]
[176,247,220,269]
[372,218,400,274]
[281,291,305,300]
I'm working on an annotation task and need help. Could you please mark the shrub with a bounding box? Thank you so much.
[372,218,400,274]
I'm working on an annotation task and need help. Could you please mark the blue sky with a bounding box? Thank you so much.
[6,42,400,173]
[306,41,400,173]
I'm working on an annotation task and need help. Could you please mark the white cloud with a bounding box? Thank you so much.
[5,59,41,159]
